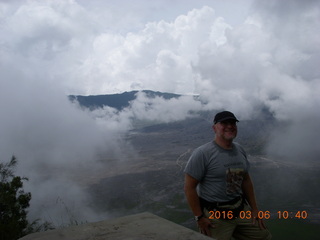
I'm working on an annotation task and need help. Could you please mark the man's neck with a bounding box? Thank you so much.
[214,138,233,150]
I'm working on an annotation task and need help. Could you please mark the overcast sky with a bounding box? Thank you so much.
[1,0,254,95]
[1,0,319,224]
[1,0,319,116]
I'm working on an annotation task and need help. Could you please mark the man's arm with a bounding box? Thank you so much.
[241,173,258,210]
[241,173,266,229]
[184,174,214,236]
[184,174,202,216]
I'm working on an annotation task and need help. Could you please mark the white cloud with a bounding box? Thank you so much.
[2,1,235,95]
[130,92,203,123]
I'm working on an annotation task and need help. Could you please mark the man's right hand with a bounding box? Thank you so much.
[197,217,215,237]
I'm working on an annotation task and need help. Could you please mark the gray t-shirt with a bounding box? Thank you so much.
[184,141,250,202]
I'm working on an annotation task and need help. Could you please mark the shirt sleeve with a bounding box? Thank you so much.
[184,148,207,182]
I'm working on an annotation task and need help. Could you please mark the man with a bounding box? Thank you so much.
[184,111,271,240]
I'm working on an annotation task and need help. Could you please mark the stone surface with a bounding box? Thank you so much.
[19,212,211,240]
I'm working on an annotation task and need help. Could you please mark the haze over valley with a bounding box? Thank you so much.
[70,91,320,229]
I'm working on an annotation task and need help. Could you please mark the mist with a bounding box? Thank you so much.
[0,72,123,224]
[0,0,319,226]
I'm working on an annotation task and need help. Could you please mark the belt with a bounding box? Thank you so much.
[199,195,245,220]
[199,195,243,209]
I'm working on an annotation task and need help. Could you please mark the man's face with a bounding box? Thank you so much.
[213,120,238,141]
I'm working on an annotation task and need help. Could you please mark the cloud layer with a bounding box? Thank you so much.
[2,0,318,117]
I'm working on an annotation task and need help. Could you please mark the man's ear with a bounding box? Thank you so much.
[212,124,216,133]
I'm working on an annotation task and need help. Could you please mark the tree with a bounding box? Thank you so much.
[0,156,31,240]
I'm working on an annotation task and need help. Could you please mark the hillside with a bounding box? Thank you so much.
[68,90,320,238]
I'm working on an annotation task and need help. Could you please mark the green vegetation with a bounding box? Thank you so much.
[0,156,31,240]
[0,156,54,240]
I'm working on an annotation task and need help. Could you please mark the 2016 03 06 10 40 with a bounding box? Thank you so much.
[208,210,308,220]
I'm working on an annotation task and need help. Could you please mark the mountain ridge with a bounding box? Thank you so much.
[69,90,277,155]
[69,90,182,110]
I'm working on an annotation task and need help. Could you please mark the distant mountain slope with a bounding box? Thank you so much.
[67,90,320,234]
[69,90,277,154]
[69,90,181,110]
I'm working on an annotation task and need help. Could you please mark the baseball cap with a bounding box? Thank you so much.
[213,111,239,124]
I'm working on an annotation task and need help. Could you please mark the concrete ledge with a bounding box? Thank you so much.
[20,212,211,240]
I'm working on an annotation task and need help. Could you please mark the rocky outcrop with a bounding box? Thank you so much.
[19,212,210,240]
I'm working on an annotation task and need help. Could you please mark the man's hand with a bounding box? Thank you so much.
[197,217,215,237]
[251,209,267,230]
